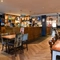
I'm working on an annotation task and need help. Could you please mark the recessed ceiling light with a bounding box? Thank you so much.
[1,0,3,2]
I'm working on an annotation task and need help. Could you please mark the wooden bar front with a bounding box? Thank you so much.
[24,27,42,41]
[1,27,42,42]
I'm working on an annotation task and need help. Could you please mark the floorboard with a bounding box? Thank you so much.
[0,36,51,60]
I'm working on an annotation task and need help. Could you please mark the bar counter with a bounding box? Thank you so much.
[1,27,42,42]
[24,27,42,41]
[1,26,51,42]
[46,27,51,35]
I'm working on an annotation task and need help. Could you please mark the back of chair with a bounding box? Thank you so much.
[22,33,28,41]
[49,40,53,48]
[1,33,9,44]
[58,32,60,39]
[52,38,55,44]
[14,33,28,48]
[14,33,22,47]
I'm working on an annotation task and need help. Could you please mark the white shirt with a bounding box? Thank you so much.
[51,30,55,38]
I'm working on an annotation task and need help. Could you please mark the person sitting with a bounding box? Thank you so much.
[51,28,56,38]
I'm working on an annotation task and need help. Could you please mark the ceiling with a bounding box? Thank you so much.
[0,0,60,15]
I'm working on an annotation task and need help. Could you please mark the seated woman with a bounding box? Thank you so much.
[51,28,56,38]
[52,28,59,41]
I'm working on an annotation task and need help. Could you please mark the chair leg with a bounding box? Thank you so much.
[21,42,24,50]
[8,45,10,53]
[14,47,17,56]
[51,50,52,60]
[2,44,4,51]
[26,40,28,51]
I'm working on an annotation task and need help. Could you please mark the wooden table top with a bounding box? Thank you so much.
[52,40,60,51]
[2,34,16,39]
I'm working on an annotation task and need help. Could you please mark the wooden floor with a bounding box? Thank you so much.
[0,36,51,60]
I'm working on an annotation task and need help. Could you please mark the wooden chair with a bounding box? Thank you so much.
[7,33,22,56]
[52,38,55,45]
[1,37,6,51]
[49,40,53,48]
[1,33,9,51]
[58,32,60,39]
[48,40,53,60]
[48,38,55,60]
[54,34,58,41]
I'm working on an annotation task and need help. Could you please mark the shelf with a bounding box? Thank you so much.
[5,14,20,23]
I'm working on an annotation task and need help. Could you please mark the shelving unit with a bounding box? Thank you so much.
[5,14,20,27]
[5,14,16,23]
[20,16,31,27]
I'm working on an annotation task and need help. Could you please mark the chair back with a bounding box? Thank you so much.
[58,32,60,39]
[22,33,28,41]
[14,33,22,47]
[1,33,9,44]
[52,38,55,44]
[54,34,58,41]
[49,40,53,48]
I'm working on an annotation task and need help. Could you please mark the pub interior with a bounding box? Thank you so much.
[0,0,60,60]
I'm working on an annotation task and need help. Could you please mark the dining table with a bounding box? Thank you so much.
[1,34,16,52]
[52,39,60,60]
[2,34,15,39]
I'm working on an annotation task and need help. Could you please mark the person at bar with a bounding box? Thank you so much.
[20,26,24,34]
